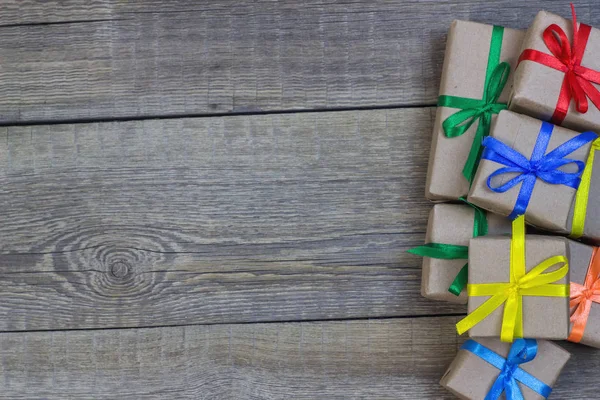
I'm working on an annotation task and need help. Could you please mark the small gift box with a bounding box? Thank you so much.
[408,203,511,304]
[456,216,570,342]
[440,338,570,400]
[468,110,600,243]
[568,240,600,348]
[510,6,600,133]
[425,20,524,201]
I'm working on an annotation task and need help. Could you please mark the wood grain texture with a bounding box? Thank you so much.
[0,108,466,331]
[0,316,596,399]
[0,317,464,399]
[0,0,598,123]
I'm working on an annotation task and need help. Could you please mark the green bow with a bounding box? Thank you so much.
[438,25,510,185]
[408,198,488,296]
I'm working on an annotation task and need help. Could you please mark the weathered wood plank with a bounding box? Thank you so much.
[0,108,464,331]
[0,1,598,123]
[0,317,463,399]
[0,1,112,25]
[0,316,596,399]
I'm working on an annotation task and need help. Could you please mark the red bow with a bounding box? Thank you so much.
[518,4,600,124]
[569,247,600,343]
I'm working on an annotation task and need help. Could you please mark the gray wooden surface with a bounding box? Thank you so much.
[0,317,598,399]
[0,0,597,123]
[0,108,465,331]
[0,1,598,398]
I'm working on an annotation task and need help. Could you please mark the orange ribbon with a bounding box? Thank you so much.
[569,247,600,342]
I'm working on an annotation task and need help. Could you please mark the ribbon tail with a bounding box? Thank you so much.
[505,377,525,400]
[551,76,571,125]
[462,115,488,184]
[501,293,519,343]
[484,374,508,400]
[448,263,468,296]
[456,293,508,335]
[568,299,592,343]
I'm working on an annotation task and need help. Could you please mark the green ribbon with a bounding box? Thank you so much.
[438,25,510,185]
[408,198,488,296]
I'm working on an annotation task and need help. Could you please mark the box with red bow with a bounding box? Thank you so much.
[510,6,600,132]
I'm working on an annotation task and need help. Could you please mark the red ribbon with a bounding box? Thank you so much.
[568,247,600,343]
[518,4,600,124]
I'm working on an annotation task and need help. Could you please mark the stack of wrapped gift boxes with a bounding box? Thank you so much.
[408,5,600,399]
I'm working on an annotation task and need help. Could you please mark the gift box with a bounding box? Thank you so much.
[425,20,524,201]
[510,7,600,133]
[456,216,570,342]
[568,240,600,348]
[468,109,600,243]
[440,337,570,400]
[409,203,511,304]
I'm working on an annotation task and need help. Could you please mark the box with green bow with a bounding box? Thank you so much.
[408,203,511,304]
[426,20,524,201]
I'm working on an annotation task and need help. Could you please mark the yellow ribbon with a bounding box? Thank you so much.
[571,138,600,239]
[456,215,569,342]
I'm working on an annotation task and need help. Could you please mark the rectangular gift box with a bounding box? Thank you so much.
[466,234,570,339]
[510,10,600,133]
[568,240,600,348]
[468,110,600,243]
[425,21,524,201]
[440,338,570,400]
[420,203,511,304]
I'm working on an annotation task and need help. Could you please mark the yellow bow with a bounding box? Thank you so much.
[571,138,600,239]
[456,215,569,342]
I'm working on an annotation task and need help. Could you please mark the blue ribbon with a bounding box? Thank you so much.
[461,339,552,400]
[481,121,597,220]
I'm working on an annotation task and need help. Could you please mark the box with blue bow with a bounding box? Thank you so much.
[468,110,600,243]
[440,338,570,400]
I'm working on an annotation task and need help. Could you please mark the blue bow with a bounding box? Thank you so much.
[481,121,597,219]
[461,339,552,400]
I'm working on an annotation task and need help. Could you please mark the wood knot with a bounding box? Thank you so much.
[110,261,131,279]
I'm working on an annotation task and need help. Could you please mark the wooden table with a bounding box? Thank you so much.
[0,1,598,398]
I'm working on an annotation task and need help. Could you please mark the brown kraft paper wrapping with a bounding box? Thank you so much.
[466,235,570,339]
[421,204,511,304]
[425,21,524,201]
[440,338,570,400]
[468,110,600,243]
[567,240,600,348]
[510,10,600,133]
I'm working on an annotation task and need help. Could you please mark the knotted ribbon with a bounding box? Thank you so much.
[568,247,600,343]
[570,138,600,238]
[461,339,552,400]
[518,4,600,124]
[481,120,597,220]
[456,215,569,342]
[439,25,509,184]
[407,198,487,295]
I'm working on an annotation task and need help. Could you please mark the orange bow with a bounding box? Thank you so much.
[569,247,600,342]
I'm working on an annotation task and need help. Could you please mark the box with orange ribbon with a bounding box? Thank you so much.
[440,338,570,400]
[407,203,511,304]
[468,110,600,243]
[456,216,570,342]
[568,240,600,348]
[510,6,600,133]
[425,21,524,201]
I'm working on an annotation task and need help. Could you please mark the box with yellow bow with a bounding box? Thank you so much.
[456,215,570,342]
